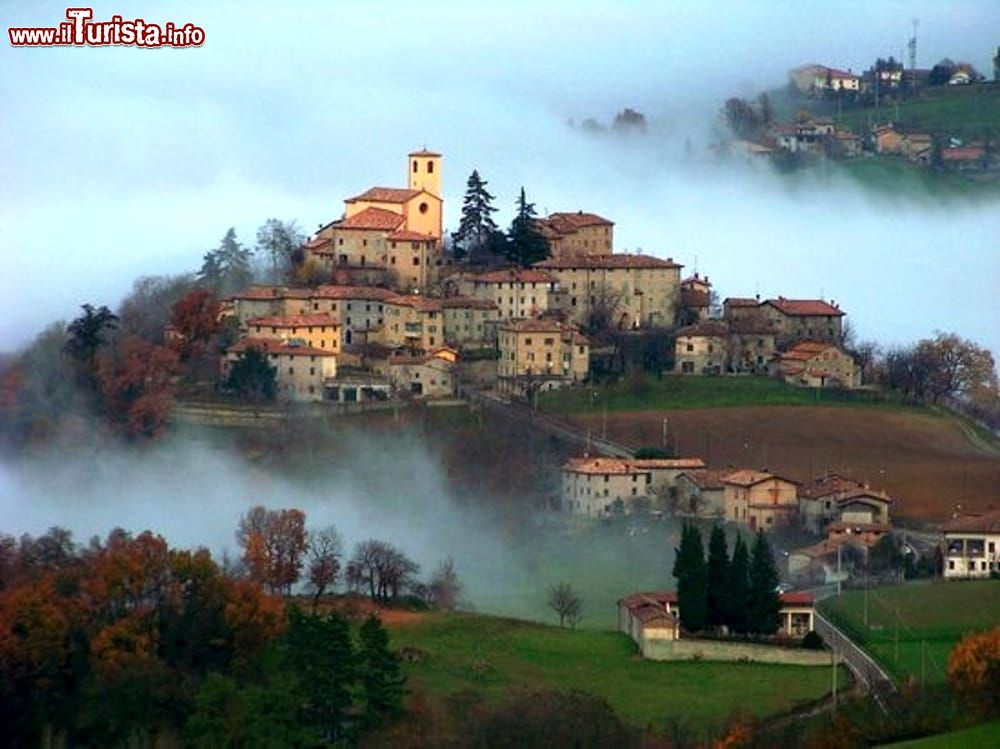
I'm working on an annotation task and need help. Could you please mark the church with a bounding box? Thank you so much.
[305,150,445,291]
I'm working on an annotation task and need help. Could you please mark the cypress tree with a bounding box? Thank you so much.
[357,615,406,728]
[706,525,730,629]
[672,523,708,633]
[748,531,782,637]
[506,187,550,267]
[726,535,751,634]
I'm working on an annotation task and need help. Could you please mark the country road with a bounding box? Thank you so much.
[815,611,897,714]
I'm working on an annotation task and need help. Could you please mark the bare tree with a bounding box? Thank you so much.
[547,582,582,629]
[428,556,463,610]
[348,540,420,603]
[586,282,628,339]
[307,525,343,613]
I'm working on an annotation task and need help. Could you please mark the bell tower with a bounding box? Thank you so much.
[408,148,441,197]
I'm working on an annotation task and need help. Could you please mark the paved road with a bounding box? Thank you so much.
[815,611,897,715]
[468,390,635,458]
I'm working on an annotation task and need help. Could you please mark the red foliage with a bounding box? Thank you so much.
[169,289,221,361]
[97,335,179,439]
[236,506,308,594]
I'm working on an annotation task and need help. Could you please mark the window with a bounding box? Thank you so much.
[412,160,418,173]
[525,338,532,345]
[310,367,315,375]
[686,343,694,352]
[427,160,434,173]
[544,338,554,345]
[288,367,294,374]
[419,202,429,214]
[413,257,420,265]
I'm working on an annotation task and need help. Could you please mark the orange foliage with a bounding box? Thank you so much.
[170,289,221,361]
[237,506,308,594]
[714,722,753,749]
[90,612,159,678]
[0,575,74,676]
[948,625,1000,711]
[97,335,179,439]
[224,578,286,669]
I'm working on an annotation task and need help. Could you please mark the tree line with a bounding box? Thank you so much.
[672,524,784,637]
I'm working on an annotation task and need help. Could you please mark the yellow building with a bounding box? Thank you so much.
[535,211,614,258]
[245,314,341,353]
[497,318,589,395]
[451,268,560,320]
[382,295,445,352]
[223,337,337,402]
[306,150,445,292]
[674,321,729,375]
[535,254,682,329]
[722,469,800,532]
[779,341,859,389]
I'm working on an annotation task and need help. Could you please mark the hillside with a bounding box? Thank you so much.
[386,611,840,733]
[567,404,999,522]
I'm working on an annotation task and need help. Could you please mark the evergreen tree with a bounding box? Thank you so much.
[671,523,708,633]
[706,525,730,629]
[226,346,278,403]
[284,608,355,743]
[505,187,550,267]
[726,535,751,634]
[748,531,782,637]
[357,615,405,728]
[451,170,499,258]
[199,228,253,294]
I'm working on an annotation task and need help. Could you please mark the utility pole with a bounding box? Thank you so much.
[662,417,668,451]
[831,647,838,709]
[837,542,843,596]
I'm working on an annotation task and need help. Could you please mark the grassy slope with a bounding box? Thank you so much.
[819,579,1000,684]
[388,612,840,731]
[832,84,1000,138]
[880,720,1000,748]
[539,375,902,414]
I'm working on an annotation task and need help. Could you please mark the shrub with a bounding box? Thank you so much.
[802,631,825,650]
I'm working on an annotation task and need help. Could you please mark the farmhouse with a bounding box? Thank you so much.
[386,353,456,399]
[778,341,860,389]
[497,318,590,395]
[535,253,683,330]
[727,318,777,374]
[223,337,337,402]
[941,509,1000,579]
[788,64,860,95]
[535,211,614,258]
[675,470,726,518]
[761,298,845,346]
[674,321,729,375]
[722,470,800,531]
[561,456,706,515]
[798,472,865,533]
[872,125,904,155]
[678,273,713,323]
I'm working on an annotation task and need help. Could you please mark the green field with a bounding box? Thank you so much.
[388,612,841,731]
[819,580,1000,684]
[835,158,1000,199]
[880,720,1000,748]
[538,374,904,415]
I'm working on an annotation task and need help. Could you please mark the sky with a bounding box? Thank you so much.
[2,0,999,354]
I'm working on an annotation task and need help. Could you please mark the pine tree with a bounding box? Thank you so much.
[226,347,277,403]
[357,615,405,728]
[506,187,550,267]
[451,170,499,258]
[726,535,751,634]
[706,525,730,629]
[199,228,253,294]
[748,531,782,637]
[672,523,708,633]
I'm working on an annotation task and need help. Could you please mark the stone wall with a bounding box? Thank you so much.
[642,637,829,666]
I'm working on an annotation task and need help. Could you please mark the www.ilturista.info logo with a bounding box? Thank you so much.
[9,8,205,48]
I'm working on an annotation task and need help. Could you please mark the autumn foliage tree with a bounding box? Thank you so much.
[236,506,308,595]
[948,625,1000,717]
[169,289,221,362]
[96,335,180,439]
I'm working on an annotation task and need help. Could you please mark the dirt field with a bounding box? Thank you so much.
[572,407,1000,522]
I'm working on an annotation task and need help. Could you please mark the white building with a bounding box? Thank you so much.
[941,510,1000,579]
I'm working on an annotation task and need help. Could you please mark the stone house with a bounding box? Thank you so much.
[497,318,589,395]
[223,337,337,402]
[678,273,713,324]
[727,318,777,374]
[942,509,1000,579]
[382,295,446,353]
[674,321,729,374]
[307,285,396,347]
[779,341,860,388]
[386,354,456,399]
[535,254,683,330]
[440,297,501,349]
[760,298,845,346]
[798,472,865,533]
[561,456,706,516]
[451,268,559,321]
[229,286,312,326]
[722,470,800,531]
[675,470,726,517]
[872,125,904,155]
[535,211,614,258]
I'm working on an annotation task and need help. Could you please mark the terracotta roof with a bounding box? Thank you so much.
[724,297,760,308]
[781,341,846,361]
[536,211,614,236]
[463,268,557,284]
[676,321,729,338]
[501,317,581,333]
[800,473,864,500]
[385,295,444,312]
[387,229,434,241]
[780,592,815,606]
[228,337,335,357]
[408,148,441,157]
[536,254,682,270]
[247,314,341,328]
[677,469,726,490]
[334,206,406,231]
[722,469,800,487]
[345,187,421,204]
[837,489,893,506]
[312,285,396,301]
[633,605,676,626]
[765,298,844,317]
[303,236,332,250]
[941,509,1000,534]
[564,457,704,475]
[620,590,811,607]
[682,274,711,287]
[231,286,311,301]
[942,147,984,161]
